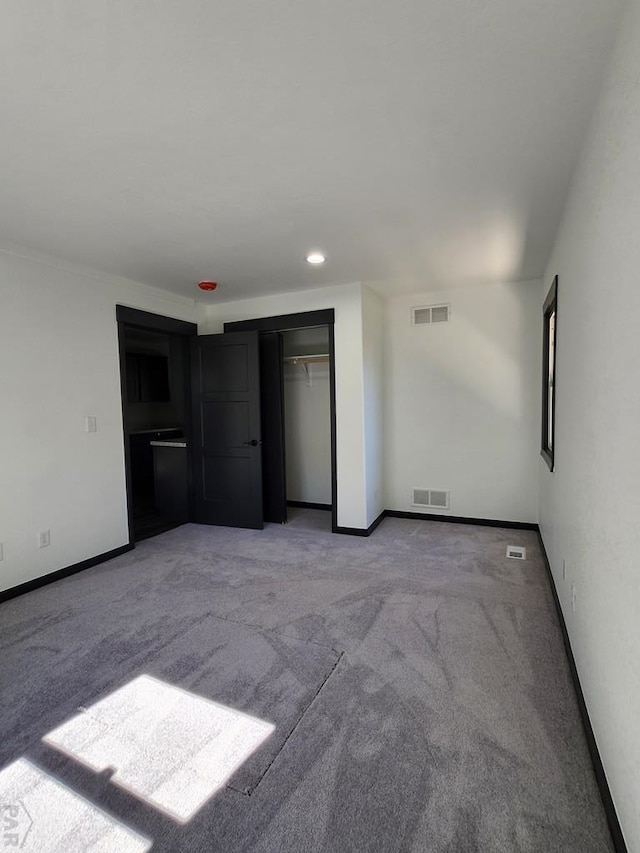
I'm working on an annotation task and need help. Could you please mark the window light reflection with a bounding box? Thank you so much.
[0,758,151,851]
[42,674,275,823]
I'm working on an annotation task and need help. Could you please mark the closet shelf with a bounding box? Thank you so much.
[284,353,330,386]
[283,354,330,365]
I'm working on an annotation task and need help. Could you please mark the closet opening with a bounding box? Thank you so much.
[223,309,337,531]
[282,328,332,518]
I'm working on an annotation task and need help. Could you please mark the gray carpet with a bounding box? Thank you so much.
[0,510,613,852]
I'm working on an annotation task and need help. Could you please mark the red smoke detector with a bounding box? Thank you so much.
[198,280,218,291]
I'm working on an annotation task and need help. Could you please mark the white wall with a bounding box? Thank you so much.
[383,280,540,522]
[361,286,385,526]
[539,3,640,847]
[200,283,368,528]
[0,245,197,593]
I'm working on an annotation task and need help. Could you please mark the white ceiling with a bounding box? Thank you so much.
[0,1,622,301]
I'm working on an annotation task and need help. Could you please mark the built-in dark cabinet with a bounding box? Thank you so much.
[126,354,170,403]
[153,444,189,522]
[129,429,183,501]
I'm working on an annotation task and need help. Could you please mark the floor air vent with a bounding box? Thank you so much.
[412,489,449,509]
[506,546,526,560]
[411,304,450,325]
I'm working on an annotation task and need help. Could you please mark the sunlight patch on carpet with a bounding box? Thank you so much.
[0,758,151,851]
[42,674,275,822]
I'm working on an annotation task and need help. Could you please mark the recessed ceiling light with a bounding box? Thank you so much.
[306,252,325,265]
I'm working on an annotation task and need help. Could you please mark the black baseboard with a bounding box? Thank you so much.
[0,544,134,604]
[537,532,627,853]
[385,510,538,530]
[333,510,386,537]
[333,526,368,536]
[367,510,387,535]
[333,509,536,538]
[287,501,332,512]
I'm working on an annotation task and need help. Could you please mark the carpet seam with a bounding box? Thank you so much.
[227,651,346,797]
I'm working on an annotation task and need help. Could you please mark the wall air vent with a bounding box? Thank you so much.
[506,546,526,560]
[411,304,450,326]
[412,488,450,509]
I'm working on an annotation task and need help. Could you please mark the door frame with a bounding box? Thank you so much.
[259,331,288,524]
[116,306,198,546]
[224,309,338,532]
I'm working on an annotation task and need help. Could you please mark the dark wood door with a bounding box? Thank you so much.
[191,331,263,529]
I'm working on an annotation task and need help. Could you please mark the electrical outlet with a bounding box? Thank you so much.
[571,583,576,612]
[85,416,97,433]
[38,530,51,549]
[562,559,566,580]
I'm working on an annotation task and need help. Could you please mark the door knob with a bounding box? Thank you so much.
[242,439,261,446]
